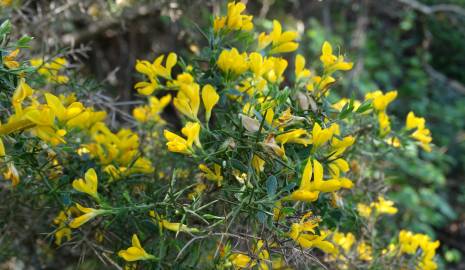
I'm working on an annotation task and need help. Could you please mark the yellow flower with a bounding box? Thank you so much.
[172,73,200,120]
[258,20,299,54]
[45,93,84,124]
[72,168,100,201]
[405,111,432,152]
[164,122,201,155]
[217,48,249,75]
[3,162,20,186]
[286,159,319,202]
[251,154,265,173]
[311,122,334,149]
[229,253,255,269]
[69,203,107,228]
[132,94,171,123]
[213,2,253,32]
[320,41,353,73]
[118,234,156,262]
[199,163,223,186]
[31,57,69,84]
[54,227,72,246]
[365,90,397,136]
[188,183,207,200]
[264,57,288,83]
[150,211,199,233]
[201,84,219,122]
[248,52,274,78]
[357,241,373,261]
[295,54,311,81]
[275,128,311,146]
[12,79,34,113]
[332,231,356,254]
[365,90,397,112]
[288,212,337,254]
[398,230,440,270]
[3,48,20,69]
[357,203,372,218]
[357,196,398,218]
[134,53,177,95]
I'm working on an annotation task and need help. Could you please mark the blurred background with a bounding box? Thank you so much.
[1,0,465,268]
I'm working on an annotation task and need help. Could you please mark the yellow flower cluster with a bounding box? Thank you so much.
[406,111,433,152]
[134,53,177,95]
[288,212,337,254]
[31,57,70,84]
[365,90,398,136]
[213,2,253,33]
[399,230,440,270]
[357,196,398,218]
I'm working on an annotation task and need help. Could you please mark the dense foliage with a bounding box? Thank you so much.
[1,1,463,269]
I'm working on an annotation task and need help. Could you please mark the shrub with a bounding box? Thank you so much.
[0,3,441,269]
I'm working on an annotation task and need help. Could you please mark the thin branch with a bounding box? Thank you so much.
[397,0,465,17]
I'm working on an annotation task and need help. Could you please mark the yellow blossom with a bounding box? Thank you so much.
[72,168,100,201]
[213,2,253,32]
[258,20,299,54]
[358,196,398,218]
[132,94,171,123]
[217,48,249,75]
[31,57,69,84]
[118,234,156,261]
[357,241,373,261]
[320,41,353,73]
[288,212,337,254]
[251,154,265,172]
[164,122,201,155]
[3,48,20,69]
[134,53,177,95]
[69,203,107,228]
[3,162,20,186]
[150,211,199,233]
[311,122,334,149]
[199,163,223,186]
[201,84,219,122]
[405,111,432,152]
[295,54,311,81]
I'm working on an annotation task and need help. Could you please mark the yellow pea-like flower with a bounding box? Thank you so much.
[320,41,353,73]
[149,211,199,233]
[45,93,84,124]
[3,162,20,186]
[288,212,337,254]
[217,48,249,75]
[164,122,201,155]
[286,158,319,202]
[311,122,334,149]
[69,203,107,228]
[295,54,311,81]
[118,234,156,262]
[12,79,34,112]
[72,168,99,201]
[198,163,223,186]
[201,84,219,122]
[181,121,201,148]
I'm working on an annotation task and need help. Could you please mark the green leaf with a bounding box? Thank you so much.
[266,175,277,197]
[0,20,12,38]
[16,35,33,47]
[356,101,372,113]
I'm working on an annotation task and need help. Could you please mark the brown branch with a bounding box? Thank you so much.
[397,0,465,17]
[424,63,465,95]
[61,3,166,45]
